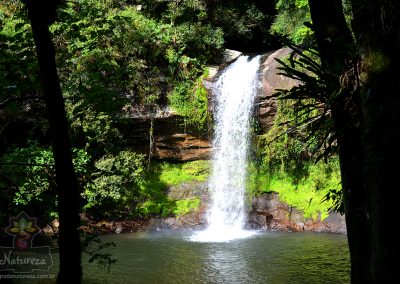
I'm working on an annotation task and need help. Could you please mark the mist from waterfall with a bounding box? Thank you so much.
[190,55,261,242]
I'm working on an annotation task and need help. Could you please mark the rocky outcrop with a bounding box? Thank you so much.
[207,47,298,133]
[118,110,212,162]
[167,181,209,201]
[154,134,211,161]
[119,47,297,161]
[148,181,209,231]
[256,48,299,132]
[145,182,346,234]
[248,192,347,234]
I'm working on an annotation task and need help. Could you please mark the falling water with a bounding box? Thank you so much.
[191,55,261,242]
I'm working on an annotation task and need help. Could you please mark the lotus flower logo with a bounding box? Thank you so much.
[1,211,53,274]
[5,212,40,250]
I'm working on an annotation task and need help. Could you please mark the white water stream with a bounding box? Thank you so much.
[191,55,261,242]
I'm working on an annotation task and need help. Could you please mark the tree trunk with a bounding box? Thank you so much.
[309,0,400,282]
[24,1,82,283]
[350,0,400,282]
[359,70,399,283]
[308,0,353,75]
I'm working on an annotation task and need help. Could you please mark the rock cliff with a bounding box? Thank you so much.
[120,47,297,161]
[146,182,346,234]
[248,192,347,233]
[256,47,298,132]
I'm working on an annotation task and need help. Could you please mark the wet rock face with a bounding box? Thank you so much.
[119,48,297,161]
[256,48,299,132]
[154,133,211,161]
[118,113,211,162]
[207,47,299,133]
[148,181,209,232]
[248,192,347,234]
[146,184,346,234]
[167,181,209,200]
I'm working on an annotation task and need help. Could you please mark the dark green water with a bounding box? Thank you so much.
[19,231,350,283]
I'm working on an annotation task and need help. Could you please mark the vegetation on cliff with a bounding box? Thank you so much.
[3,0,398,281]
[0,0,220,225]
[1,0,339,226]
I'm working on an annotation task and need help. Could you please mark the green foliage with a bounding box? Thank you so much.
[246,161,271,196]
[271,0,313,45]
[247,158,340,220]
[269,160,340,220]
[50,0,222,151]
[83,151,145,218]
[157,160,210,186]
[0,144,54,206]
[173,198,201,216]
[134,160,209,217]
[260,45,347,214]
[138,0,282,52]
[248,47,344,217]
[257,96,320,184]
[274,46,338,165]
[137,200,165,216]
[1,0,221,223]
[207,0,277,51]
[168,69,211,129]
[53,0,170,106]
[0,142,90,224]
[81,231,117,272]
[50,0,223,103]
[82,159,209,219]
[0,2,39,98]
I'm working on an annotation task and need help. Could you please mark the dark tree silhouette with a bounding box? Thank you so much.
[22,0,82,282]
[307,0,400,282]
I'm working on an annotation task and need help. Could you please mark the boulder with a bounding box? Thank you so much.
[117,110,211,162]
[154,134,211,161]
[249,192,347,234]
[256,47,299,132]
[167,181,209,200]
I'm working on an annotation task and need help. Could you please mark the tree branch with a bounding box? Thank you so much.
[0,95,43,109]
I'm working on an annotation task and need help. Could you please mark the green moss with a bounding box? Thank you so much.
[173,198,201,216]
[137,200,163,216]
[246,161,271,196]
[247,159,341,220]
[271,0,313,45]
[168,68,211,130]
[158,160,211,186]
[134,160,209,217]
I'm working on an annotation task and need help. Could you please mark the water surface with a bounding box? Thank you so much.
[79,231,350,284]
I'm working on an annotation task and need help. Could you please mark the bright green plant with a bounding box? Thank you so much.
[158,160,210,185]
[271,0,313,45]
[0,142,89,224]
[83,151,145,218]
[135,160,209,217]
[168,69,211,129]
[247,157,340,220]
[173,198,201,216]
[269,159,340,220]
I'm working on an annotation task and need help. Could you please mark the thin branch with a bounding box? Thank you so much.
[0,95,43,109]
[0,162,54,167]
[0,170,20,191]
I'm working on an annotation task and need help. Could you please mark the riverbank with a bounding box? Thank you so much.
[41,190,346,236]
[72,204,345,236]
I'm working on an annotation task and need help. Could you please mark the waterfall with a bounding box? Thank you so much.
[191,55,261,242]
